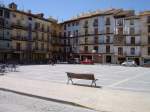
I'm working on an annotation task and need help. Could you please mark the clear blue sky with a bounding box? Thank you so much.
[2,0,150,22]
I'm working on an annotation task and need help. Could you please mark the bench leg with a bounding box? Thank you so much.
[67,78,74,85]
[91,80,97,87]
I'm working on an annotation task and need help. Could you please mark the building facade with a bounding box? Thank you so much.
[0,2,150,65]
[61,10,150,65]
[0,3,59,64]
[0,6,11,63]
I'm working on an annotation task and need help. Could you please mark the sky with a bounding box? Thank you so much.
[1,0,150,22]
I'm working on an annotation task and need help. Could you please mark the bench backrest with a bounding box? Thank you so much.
[66,72,95,80]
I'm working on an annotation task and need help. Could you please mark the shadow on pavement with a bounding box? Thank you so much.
[72,83,102,89]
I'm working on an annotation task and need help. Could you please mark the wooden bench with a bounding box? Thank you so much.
[66,72,98,86]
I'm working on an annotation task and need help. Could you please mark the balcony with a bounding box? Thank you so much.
[11,23,28,30]
[125,52,141,57]
[0,47,12,52]
[33,48,48,52]
[11,36,33,42]
[13,48,33,52]
[93,22,98,27]
[125,42,141,46]
[147,18,150,24]
[83,24,88,28]
[105,22,110,26]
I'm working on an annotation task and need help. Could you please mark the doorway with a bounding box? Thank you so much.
[106,55,111,63]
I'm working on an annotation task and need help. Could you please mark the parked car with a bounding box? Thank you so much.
[143,61,150,67]
[121,60,137,67]
[68,58,80,64]
[80,59,94,64]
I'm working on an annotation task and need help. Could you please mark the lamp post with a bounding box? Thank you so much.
[92,49,96,62]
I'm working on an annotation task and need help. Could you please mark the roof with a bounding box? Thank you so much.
[140,11,150,16]
[0,5,57,23]
[61,9,134,24]
[125,15,140,20]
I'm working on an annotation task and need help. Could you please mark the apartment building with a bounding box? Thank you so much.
[61,9,136,64]
[0,3,58,64]
[140,11,150,64]
[0,2,150,65]
[0,6,11,63]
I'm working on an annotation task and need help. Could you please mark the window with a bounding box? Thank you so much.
[148,25,150,33]
[76,30,78,36]
[27,43,32,50]
[85,29,88,35]
[117,19,123,26]
[0,9,3,16]
[41,24,44,31]
[148,47,150,55]
[12,13,16,18]
[106,36,110,43]
[94,46,98,53]
[68,31,71,37]
[35,42,38,50]
[85,37,88,43]
[0,18,4,26]
[68,23,70,27]
[84,46,88,52]
[106,27,110,33]
[131,48,135,55]
[130,19,134,25]
[28,17,32,20]
[106,45,110,53]
[5,20,8,25]
[118,47,123,55]
[16,43,21,51]
[84,20,88,28]
[131,37,135,44]
[68,39,70,45]
[147,16,150,23]
[94,28,98,34]
[41,43,44,50]
[47,26,50,32]
[76,22,79,26]
[7,31,9,35]
[34,22,40,30]
[94,36,98,44]
[64,39,66,45]
[4,10,10,18]
[42,33,44,40]
[72,23,75,26]
[106,17,110,25]
[117,27,123,34]
[64,24,66,30]
[148,36,150,44]
[64,32,66,37]
[7,43,10,48]
[93,19,98,27]
[130,27,135,34]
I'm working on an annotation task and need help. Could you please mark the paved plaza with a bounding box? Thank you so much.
[0,91,96,112]
[0,64,150,112]
[5,64,150,93]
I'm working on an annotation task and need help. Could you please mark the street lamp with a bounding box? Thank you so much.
[92,49,96,62]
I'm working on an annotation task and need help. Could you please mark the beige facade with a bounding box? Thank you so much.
[1,2,150,65]
[1,2,59,64]
[140,11,150,64]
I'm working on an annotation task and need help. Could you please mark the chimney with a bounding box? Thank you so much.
[36,13,44,18]
[8,2,17,10]
[28,10,31,14]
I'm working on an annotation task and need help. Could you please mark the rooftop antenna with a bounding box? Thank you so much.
[110,0,113,9]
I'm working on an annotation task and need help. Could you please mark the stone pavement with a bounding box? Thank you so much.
[0,76,150,112]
